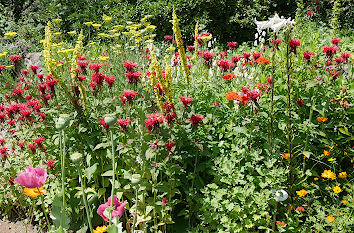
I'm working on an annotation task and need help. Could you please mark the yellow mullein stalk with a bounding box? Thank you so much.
[145,25,156,32]
[70,31,88,109]
[43,21,72,100]
[53,32,62,36]
[164,55,174,104]
[4,32,17,39]
[58,49,75,54]
[194,22,199,58]
[171,10,190,85]
[149,52,165,113]
[40,39,45,44]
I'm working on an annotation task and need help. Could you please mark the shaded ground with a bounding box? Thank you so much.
[0,220,40,233]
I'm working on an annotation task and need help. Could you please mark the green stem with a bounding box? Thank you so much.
[26,199,35,233]
[132,186,138,233]
[37,188,50,229]
[77,165,94,233]
[109,130,115,224]
[60,130,66,228]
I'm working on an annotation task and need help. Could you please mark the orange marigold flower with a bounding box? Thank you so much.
[223,73,236,80]
[342,199,348,204]
[282,153,293,159]
[314,177,319,181]
[296,206,305,211]
[256,57,270,65]
[327,216,335,222]
[317,117,328,122]
[296,189,307,197]
[333,186,342,193]
[321,170,336,180]
[276,221,286,226]
[225,91,240,101]
[24,186,45,198]
[338,172,347,178]
[323,150,330,156]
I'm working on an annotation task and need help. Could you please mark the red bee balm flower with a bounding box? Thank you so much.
[9,55,22,64]
[331,38,341,45]
[145,113,164,132]
[117,119,131,132]
[123,61,137,71]
[180,96,194,108]
[120,90,137,105]
[165,141,176,153]
[164,35,173,42]
[90,63,102,73]
[46,159,55,170]
[190,114,203,127]
[289,39,301,54]
[303,51,314,61]
[227,41,238,50]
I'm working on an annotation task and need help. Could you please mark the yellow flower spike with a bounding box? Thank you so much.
[171,9,190,86]
[4,32,17,39]
[333,186,342,194]
[92,24,102,29]
[24,187,45,198]
[98,33,108,37]
[166,46,176,53]
[102,14,113,23]
[327,216,335,222]
[338,172,347,178]
[145,25,156,31]
[149,52,165,113]
[53,19,62,23]
[328,157,336,162]
[53,32,62,36]
[135,37,142,43]
[98,55,109,61]
[164,55,174,104]
[0,51,8,58]
[84,22,93,26]
[40,39,45,44]
[67,31,76,36]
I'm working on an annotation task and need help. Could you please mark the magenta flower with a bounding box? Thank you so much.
[14,165,47,188]
[97,195,127,222]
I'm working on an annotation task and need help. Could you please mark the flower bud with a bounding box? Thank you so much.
[70,152,83,164]
[104,114,117,127]
[56,114,70,130]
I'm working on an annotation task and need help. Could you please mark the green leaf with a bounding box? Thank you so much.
[93,143,109,151]
[86,163,97,182]
[339,127,351,136]
[102,170,114,176]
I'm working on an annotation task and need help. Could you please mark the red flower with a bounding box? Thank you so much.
[90,63,102,73]
[145,113,164,132]
[0,147,8,158]
[99,118,109,131]
[123,61,137,71]
[165,141,175,153]
[231,56,243,64]
[227,41,238,50]
[180,96,194,108]
[307,10,313,16]
[242,52,251,62]
[37,73,44,81]
[190,114,203,127]
[201,51,214,64]
[117,118,131,131]
[252,52,262,61]
[276,221,286,226]
[217,59,231,72]
[323,46,338,59]
[9,55,22,64]
[21,70,28,75]
[39,112,46,121]
[125,71,141,84]
[27,143,37,154]
[297,99,304,107]
[89,82,97,91]
[18,142,26,150]
[247,89,261,102]
[289,39,301,54]
[0,65,6,72]
[340,53,350,63]
[105,75,116,88]
[0,138,5,145]
[78,60,88,70]
[303,51,314,61]
[331,38,341,45]
[162,197,168,207]
[120,90,137,105]
[46,159,55,170]
[164,35,173,42]
[296,206,305,212]
[187,46,194,52]
[34,137,44,147]
[223,73,236,80]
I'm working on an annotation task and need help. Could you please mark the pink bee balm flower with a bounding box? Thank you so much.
[14,165,47,188]
[162,197,168,207]
[145,113,165,132]
[227,41,238,50]
[180,96,194,108]
[289,39,301,54]
[97,195,127,222]
[331,38,341,45]
[164,35,173,42]
[123,61,137,71]
[117,118,131,131]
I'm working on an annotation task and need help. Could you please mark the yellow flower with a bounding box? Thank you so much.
[282,153,293,159]
[56,63,63,67]
[88,42,96,46]
[314,177,319,181]
[58,49,74,54]
[103,14,112,23]
[328,157,336,162]
[67,31,76,36]
[342,199,348,204]
[53,19,62,23]
[321,170,336,180]
[166,46,176,53]
[327,216,335,222]
[0,51,8,58]
[338,172,347,178]
[333,186,342,194]
[135,37,142,43]
[53,32,62,36]
[93,225,107,233]
[317,117,328,122]
[145,25,156,31]
[92,24,102,29]
[145,39,154,43]
[323,150,330,156]
[113,25,125,30]
[4,32,17,39]
[40,39,45,44]
[6,65,14,69]
[24,187,45,198]
[84,22,93,26]
[296,189,307,197]
[98,55,109,61]
[98,33,108,37]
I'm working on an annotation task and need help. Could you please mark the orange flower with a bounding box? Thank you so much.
[256,57,270,65]
[223,73,236,80]
[256,83,269,92]
[24,186,45,198]
[327,216,335,222]
[225,91,240,101]
[296,189,307,197]
[282,153,293,159]
[296,206,305,211]
[276,221,286,226]
[323,150,330,156]
[338,172,347,178]
[317,117,328,122]
[342,199,348,204]
[321,170,336,180]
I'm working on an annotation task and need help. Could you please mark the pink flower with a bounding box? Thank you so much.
[90,63,102,73]
[117,118,131,131]
[201,51,214,64]
[180,96,194,108]
[125,71,141,84]
[97,195,127,222]
[162,197,168,207]
[247,89,261,102]
[145,113,164,132]
[289,39,301,54]
[331,38,341,46]
[120,90,137,105]
[217,59,231,72]
[14,165,47,188]
[227,41,238,50]
[303,51,314,61]
[307,10,313,16]
[123,61,137,71]
[190,114,203,127]
[164,35,173,42]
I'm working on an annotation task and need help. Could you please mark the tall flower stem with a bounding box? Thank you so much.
[132,186,138,233]
[37,188,50,229]
[60,130,66,228]
[77,164,94,233]
[109,130,116,224]
[269,33,277,154]
[285,31,294,202]
[26,199,35,233]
